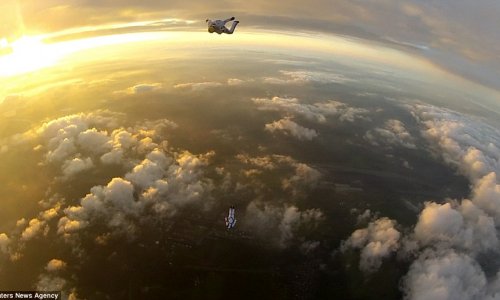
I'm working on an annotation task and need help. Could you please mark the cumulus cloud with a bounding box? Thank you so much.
[22,111,179,183]
[236,153,321,195]
[244,201,324,248]
[173,82,223,91]
[46,259,67,272]
[344,103,500,299]
[61,157,94,180]
[0,233,10,254]
[2,108,327,297]
[263,70,354,85]
[282,162,322,196]
[36,275,67,291]
[21,218,49,241]
[76,128,112,154]
[123,83,163,94]
[252,97,369,123]
[227,78,245,86]
[413,104,500,182]
[342,218,401,273]
[58,148,214,237]
[402,250,488,300]
[365,119,417,149]
[265,117,318,141]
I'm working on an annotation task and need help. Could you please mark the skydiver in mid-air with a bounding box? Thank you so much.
[206,17,240,34]
[225,206,237,229]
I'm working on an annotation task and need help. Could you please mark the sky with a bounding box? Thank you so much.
[1,0,500,91]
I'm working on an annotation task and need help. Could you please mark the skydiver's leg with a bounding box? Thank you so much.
[223,21,239,34]
[223,17,235,25]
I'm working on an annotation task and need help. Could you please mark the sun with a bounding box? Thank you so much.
[0,36,60,77]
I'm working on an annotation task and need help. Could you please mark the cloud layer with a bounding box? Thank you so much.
[265,117,318,141]
[343,103,500,299]
[0,109,327,296]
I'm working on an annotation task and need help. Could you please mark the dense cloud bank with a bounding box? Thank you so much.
[343,104,500,300]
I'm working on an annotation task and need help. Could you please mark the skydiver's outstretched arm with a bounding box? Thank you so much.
[223,21,239,34]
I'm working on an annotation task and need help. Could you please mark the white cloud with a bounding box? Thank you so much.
[252,96,326,123]
[265,117,318,141]
[342,218,401,273]
[252,97,369,123]
[313,100,370,122]
[77,128,112,154]
[36,274,66,292]
[39,207,60,221]
[227,78,245,86]
[403,250,487,300]
[344,103,500,299]
[61,157,94,180]
[263,70,354,85]
[46,259,67,272]
[129,83,162,94]
[58,147,215,237]
[21,218,48,241]
[244,201,324,248]
[282,162,322,195]
[236,153,321,196]
[0,233,10,254]
[173,81,223,91]
[365,119,417,149]
[414,104,500,182]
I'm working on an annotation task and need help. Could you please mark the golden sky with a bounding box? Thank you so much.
[1,0,500,90]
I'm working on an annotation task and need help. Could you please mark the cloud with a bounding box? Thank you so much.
[46,259,67,272]
[342,218,401,273]
[253,96,326,123]
[227,78,245,86]
[236,153,321,195]
[365,119,417,149]
[413,104,500,182]
[36,274,67,292]
[343,103,500,298]
[265,117,318,141]
[20,111,179,184]
[402,249,488,300]
[61,157,94,180]
[58,147,214,237]
[282,162,322,196]
[173,82,223,91]
[113,83,163,95]
[313,100,370,122]
[76,128,112,154]
[0,233,10,254]
[0,108,329,297]
[263,70,355,85]
[244,201,324,248]
[20,218,49,242]
[129,83,162,94]
[252,97,370,123]
[412,200,498,254]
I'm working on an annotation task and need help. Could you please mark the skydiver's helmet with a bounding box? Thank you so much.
[206,19,215,33]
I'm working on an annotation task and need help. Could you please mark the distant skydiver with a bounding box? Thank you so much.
[225,206,237,229]
[206,17,239,34]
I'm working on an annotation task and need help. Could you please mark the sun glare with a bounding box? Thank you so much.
[0,32,167,78]
[0,36,60,77]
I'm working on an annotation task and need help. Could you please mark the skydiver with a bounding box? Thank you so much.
[225,206,237,229]
[206,17,240,34]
